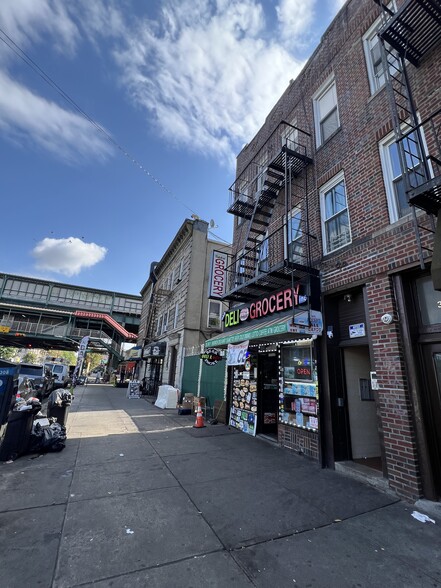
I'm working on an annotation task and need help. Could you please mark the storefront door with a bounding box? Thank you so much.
[421,343,441,496]
[258,352,279,435]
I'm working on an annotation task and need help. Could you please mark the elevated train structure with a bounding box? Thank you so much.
[0,273,141,365]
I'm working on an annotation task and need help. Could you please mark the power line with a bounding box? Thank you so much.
[0,27,231,245]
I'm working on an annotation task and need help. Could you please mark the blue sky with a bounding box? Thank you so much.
[0,0,344,296]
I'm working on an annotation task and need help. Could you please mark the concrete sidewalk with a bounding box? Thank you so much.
[1,385,440,588]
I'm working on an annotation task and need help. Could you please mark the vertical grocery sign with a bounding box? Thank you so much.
[73,336,89,382]
[208,250,228,299]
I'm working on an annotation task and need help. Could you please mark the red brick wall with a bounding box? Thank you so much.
[230,0,441,499]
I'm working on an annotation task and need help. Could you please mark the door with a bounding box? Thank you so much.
[343,346,382,470]
[258,353,279,435]
[421,344,441,496]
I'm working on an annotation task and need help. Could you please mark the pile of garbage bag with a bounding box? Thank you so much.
[13,397,42,414]
[29,421,67,453]
[47,389,73,408]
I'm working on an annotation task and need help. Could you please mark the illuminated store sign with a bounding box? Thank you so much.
[223,285,306,329]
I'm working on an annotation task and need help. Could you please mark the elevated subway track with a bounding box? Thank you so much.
[0,273,141,361]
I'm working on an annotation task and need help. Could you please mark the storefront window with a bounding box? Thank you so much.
[279,343,319,431]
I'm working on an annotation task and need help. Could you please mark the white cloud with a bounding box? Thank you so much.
[0,0,316,167]
[276,0,316,48]
[0,1,116,162]
[0,0,79,61]
[0,71,114,163]
[114,0,305,166]
[32,237,107,276]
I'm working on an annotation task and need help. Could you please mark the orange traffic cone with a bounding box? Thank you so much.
[193,401,206,428]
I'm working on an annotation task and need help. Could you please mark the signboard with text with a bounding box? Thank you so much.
[227,340,249,366]
[127,380,141,399]
[209,250,228,299]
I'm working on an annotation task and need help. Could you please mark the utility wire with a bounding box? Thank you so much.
[0,27,231,245]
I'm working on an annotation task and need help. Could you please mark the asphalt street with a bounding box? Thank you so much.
[0,384,440,588]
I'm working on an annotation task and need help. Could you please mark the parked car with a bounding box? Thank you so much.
[77,375,86,385]
[17,363,52,400]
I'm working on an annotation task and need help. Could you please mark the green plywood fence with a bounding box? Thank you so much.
[181,354,226,408]
[181,355,200,397]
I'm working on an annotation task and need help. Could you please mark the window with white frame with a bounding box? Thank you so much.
[208,300,222,328]
[257,232,269,274]
[167,307,175,330]
[173,303,179,329]
[235,249,246,285]
[363,2,398,95]
[162,311,168,333]
[313,78,340,147]
[157,315,163,335]
[178,260,184,282]
[379,129,428,223]
[320,172,351,254]
[284,208,303,264]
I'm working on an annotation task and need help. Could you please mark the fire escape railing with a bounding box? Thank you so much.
[222,218,319,303]
[225,121,316,302]
[376,0,441,267]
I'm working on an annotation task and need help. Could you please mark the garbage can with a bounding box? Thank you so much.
[47,403,70,427]
[0,409,35,461]
[47,389,72,427]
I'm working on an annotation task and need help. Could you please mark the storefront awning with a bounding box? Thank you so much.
[205,311,322,348]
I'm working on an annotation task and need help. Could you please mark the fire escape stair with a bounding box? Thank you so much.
[376,0,441,268]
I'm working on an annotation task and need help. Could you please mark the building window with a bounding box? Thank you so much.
[235,249,246,286]
[177,261,184,284]
[254,152,268,197]
[157,315,163,335]
[208,300,222,328]
[163,311,169,334]
[320,172,351,254]
[284,208,303,264]
[379,129,427,223]
[257,232,269,274]
[313,78,340,147]
[167,307,175,330]
[416,275,441,326]
[363,2,398,95]
[236,179,249,227]
[173,303,179,329]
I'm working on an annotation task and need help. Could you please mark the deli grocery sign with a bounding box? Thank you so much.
[209,250,228,299]
[223,285,307,329]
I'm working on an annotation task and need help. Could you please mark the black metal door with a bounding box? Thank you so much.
[421,344,441,496]
[258,353,279,435]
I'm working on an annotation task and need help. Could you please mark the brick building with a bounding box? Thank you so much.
[206,0,441,501]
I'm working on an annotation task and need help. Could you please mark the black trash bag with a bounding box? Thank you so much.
[28,421,67,454]
[47,389,72,408]
[26,398,42,413]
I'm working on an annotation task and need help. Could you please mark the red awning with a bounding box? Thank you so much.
[75,311,137,340]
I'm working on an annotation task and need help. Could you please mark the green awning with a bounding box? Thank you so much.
[205,311,323,348]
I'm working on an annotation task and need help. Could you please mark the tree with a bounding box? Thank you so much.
[47,349,77,366]
[85,352,107,374]
[0,346,17,361]
[21,351,39,364]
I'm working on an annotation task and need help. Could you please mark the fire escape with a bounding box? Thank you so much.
[225,121,320,324]
[143,286,170,345]
[375,0,441,283]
